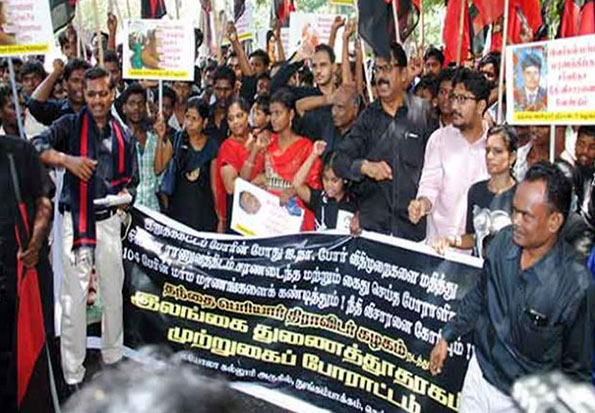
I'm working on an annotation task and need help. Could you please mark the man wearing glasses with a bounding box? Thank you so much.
[334,42,437,240]
[408,68,490,246]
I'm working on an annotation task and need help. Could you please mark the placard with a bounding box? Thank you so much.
[506,34,595,125]
[122,19,195,81]
[0,0,53,56]
[288,12,346,60]
[230,178,304,237]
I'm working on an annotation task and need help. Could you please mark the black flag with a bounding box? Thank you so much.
[49,0,76,32]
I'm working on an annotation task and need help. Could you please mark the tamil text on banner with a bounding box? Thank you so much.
[230,178,304,237]
[288,12,347,60]
[122,19,195,81]
[122,206,481,413]
[0,0,53,56]
[506,34,595,125]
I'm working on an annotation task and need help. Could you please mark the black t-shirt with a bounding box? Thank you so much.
[305,189,357,231]
[465,179,516,234]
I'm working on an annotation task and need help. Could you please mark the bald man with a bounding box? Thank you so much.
[321,84,360,154]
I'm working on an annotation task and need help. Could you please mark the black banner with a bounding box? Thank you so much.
[122,207,480,413]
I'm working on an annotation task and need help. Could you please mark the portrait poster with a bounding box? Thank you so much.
[0,0,53,56]
[230,178,304,237]
[506,34,595,125]
[288,12,346,60]
[122,19,195,81]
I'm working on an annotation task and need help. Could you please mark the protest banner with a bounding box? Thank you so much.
[122,19,195,81]
[0,0,53,56]
[506,34,595,125]
[230,178,304,237]
[122,206,480,413]
[288,12,346,60]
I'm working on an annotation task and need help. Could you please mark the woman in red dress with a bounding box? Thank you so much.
[215,98,266,233]
[249,89,322,231]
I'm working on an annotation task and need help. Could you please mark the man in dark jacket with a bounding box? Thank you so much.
[334,42,437,240]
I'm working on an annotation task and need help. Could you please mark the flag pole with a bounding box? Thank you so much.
[420,0,425,54]
[76,3,82,59]
[496,0,510,123]
[92,0,104,67]
[354,2,373,103]
[391,0,401,44]
[175,0,180,19]
[8,59,25,141]
[158,80,163,115]
[126,0,132,19]
[456,0,467,65]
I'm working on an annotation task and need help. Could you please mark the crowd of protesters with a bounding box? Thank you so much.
[0,10,594,412]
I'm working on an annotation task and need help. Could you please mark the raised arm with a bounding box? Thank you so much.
[328,16,345,50]
[31,59,63,103]
[107,12,117,52]
[227,22,254,77]
[341,20,357,86]
[292,141,326,204]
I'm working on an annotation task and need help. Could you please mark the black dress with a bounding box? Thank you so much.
[168,134,219,232]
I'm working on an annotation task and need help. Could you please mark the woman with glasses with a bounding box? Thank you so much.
[434,125,518,257]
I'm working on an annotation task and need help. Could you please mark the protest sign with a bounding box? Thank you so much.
[288,12,346,60]
[330,0,355,6]
[122,19,195,81]
[0,0,53,56]
[230,178,304,237]
[506,34,595,125]
[122,206,480,413]
[235,0,253,42]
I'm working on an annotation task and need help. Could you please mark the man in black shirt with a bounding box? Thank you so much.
[204,66,235,145]
[334,42,437,240]
[0,85,26,137]
[29,58,91,126]
[430,162,595,412]
[31,67,138,387]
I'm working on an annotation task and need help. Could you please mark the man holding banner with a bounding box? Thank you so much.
[430,162,595,412]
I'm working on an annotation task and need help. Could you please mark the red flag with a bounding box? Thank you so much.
[560,0,581,37]
[141,0,167,19]
[273,0,295,27]
[15,205,52,411]
[472,0,505,28]
[579,0,595,34]
[443,0,470,65]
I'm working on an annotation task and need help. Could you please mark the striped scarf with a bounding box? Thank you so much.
[69,108,132,250]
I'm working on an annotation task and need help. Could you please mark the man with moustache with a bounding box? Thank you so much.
[429,162,595,412]
[334,42,436,240]
[409,68,490,245]
[203,66,236,145]
[32,67,138,387]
